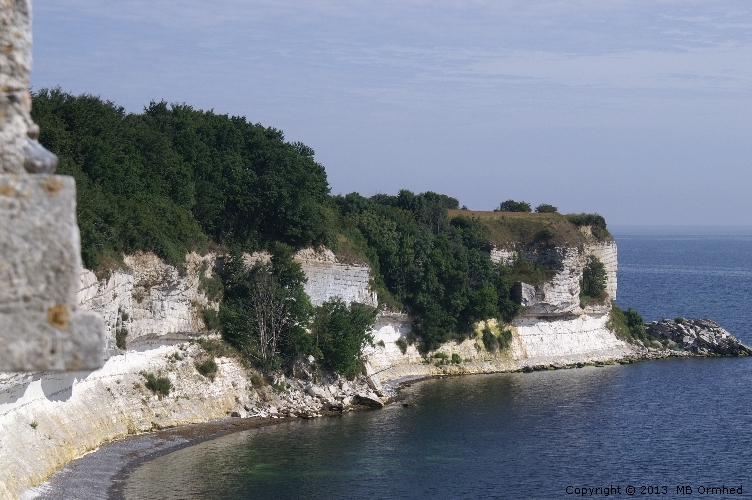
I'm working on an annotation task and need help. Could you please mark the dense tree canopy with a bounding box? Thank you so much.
[33,89,611,358]
[32,88,335,269]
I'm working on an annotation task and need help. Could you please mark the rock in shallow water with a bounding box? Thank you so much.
[646,318,752,356]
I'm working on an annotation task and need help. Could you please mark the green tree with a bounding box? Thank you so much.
[312,298,377,378]
[219,247,313,364]
[496,200,532,212]
[580,255,608,303]
[535,203,558,213]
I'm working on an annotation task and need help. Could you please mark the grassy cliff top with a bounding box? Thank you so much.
[447,210,612,249]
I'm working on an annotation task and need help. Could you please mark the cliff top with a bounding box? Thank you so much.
[447,210,612,249]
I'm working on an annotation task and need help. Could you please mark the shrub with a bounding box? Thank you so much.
[115,328,128,350]
[250,373,265,387]
[496,200,532,213]
[580,255,607,304]
[482,327,497,352]
[565,213,607,230]
[535,204,558,213]
[141,371,171,396]
[483,327,513,351]
[451,353,462,364]
[498,329,513,350]
[433,352,449,360]
[200,307,221,331]
[396,337,408,354]
[198,262,224,302]
[196,358,218,379]
[565,213,610,239]
[608,304,649,342]
[535,227,555,242]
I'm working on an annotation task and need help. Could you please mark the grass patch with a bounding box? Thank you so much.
[447,210,612,249]
[509,255,557,286]
[167,352,184,363]
[608,304,658,345]
[200,307,221,331]
[333,234,370,266]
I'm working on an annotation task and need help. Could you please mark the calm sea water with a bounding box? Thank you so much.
[124,227,752,499]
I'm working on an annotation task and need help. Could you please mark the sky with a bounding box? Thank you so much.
[30,1,752,226]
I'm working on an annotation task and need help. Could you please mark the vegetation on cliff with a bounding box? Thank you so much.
[32,89,617,363]
[32,88,335,270]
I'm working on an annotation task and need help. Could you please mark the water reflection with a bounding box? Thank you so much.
[124,359,752,499]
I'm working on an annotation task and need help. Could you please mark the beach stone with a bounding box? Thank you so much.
[355,391,384,408]
[306,385,330,400]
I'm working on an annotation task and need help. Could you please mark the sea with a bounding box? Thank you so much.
[123,226,752,499]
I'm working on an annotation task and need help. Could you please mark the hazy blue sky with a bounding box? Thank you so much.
[31,1,752,226]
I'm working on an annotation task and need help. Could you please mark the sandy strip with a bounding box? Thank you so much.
[22,416,291,500]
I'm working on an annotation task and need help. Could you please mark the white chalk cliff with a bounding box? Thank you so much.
[1,238,631,499]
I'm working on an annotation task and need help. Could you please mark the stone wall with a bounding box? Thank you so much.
[0,0,105,371]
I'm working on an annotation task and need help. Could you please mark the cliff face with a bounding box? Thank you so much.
[491,241,617,316]
[78,253,216,354]
[77,249,378,356]
[1,239,630,498]
[366,238,629,384]
[73,240,626,380]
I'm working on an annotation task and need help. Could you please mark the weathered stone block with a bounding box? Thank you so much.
[0,175,81,310]
[0,309,104,371]
[0,174,105,370]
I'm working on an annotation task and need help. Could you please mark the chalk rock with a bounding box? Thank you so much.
[646,318,752,356]
[490,241,617,317]
[355,391,384,408]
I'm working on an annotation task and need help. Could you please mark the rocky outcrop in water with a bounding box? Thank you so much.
[646,318,752,356]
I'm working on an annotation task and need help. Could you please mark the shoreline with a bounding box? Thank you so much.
[22,348,720,500]
[24,414,293,500]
